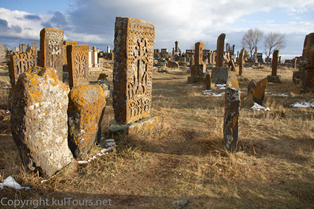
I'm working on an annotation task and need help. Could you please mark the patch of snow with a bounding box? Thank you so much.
[3,86,11,89]
[0,176,30,190]
[247,67,253,69]
[216,84,226,90]
[6,109,10,114]
[202,90,225,97]
[291,101,314,108]
[251,103,270,111]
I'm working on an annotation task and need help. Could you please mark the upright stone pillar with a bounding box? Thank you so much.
[67,45,90,88]
[239,48,245,76]
[40,28,64,81]
[232,45,235,56]
[224,76,240,151]
[19,44,26,53]
[226,43,230,53]
[188,42,206,82]
[216,33,226,67]
[108,17,160,135]
[32,42,37,49]
[107,46,110,53]
[267,50,281,83]
[175,41,178,53]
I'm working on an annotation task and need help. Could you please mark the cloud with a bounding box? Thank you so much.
[50,11,67,27]
[23,14,41,21]
[41,22,52,28]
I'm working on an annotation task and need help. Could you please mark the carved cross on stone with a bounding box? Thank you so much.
[49,40,61,69]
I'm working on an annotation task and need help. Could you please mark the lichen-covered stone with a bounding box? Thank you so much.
[267,75,281,83]
[224,76,240,151]
[217,34,226,67]
[271,50,280,76]
[68,85,106,158]
[212,67,228,84]
[253,78,268,105]
[247,79,257,95]
[10,67,73,177]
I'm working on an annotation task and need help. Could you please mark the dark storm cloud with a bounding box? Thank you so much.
[50,11,67,26]
[23,14,41,21]
[0,18,22,34]
[41,22,52,28]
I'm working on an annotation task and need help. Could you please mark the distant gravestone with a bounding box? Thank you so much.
[205,72,212,90]
[267,50,281,83]
[9,49,37,86]
[239,48,245,76]
[188,42,206,82]
[228,60,236,72]
[32,42,37,49]
[40,28,64,82]
[19,44,26,53]
[11,67,73,176]
[108,16,160,135]
[0,44,6,62]
[253,78,268,105]
[67,44,89,88]
[224,76,240,151]
[217,34,226,67]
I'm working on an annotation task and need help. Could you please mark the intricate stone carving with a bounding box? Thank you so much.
[40,28,64,81]
[113,17,155,124]
[9,49,37,86]
[67,45,89,87]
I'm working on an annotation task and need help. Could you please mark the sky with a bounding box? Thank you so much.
[0,0,313,59]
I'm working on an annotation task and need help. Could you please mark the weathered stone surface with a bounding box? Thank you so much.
[217,34,226,67]
[40,28,64,82]
[107,116,160,136]
[224,76,240,151]
[113,17,155,124]
[68,85,106,158]
[238,48,245,76]
[301,70,314,92]
[67,44,89,88]
[99,81,110,91]
[247,79,257,94]
[253,78,268,105]
[195,42,203,65]
[204,72,212,90]
[190,57,195,67]
[212,67,228,84]
[302,33,314,60]
[189,42,206,82]
[10,67,73,177]
[267,75,281,83]
[271,50,280,76]
[62,41,78,72]
[167,60,179,68]
[228,60,236,71]
[9,49,37,86]
[293,71,301,84]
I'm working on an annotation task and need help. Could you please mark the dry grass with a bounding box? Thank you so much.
[0,64,314,208]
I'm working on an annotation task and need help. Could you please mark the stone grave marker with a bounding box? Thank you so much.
[188,42,206,82]
[224,76,240,151]
[9,49,37,86]
[212,34,228,83]
[108,17,160,135]
[67,44,89,88]
[40,28,64,82]
[267,50,281,82]
[239,48,245,76]
[253,78,268,105]
[11,67,73,176]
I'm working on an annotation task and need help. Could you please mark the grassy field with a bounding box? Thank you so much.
[0,62,314,208]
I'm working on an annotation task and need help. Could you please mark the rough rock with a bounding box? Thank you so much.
[68,85,106,158]
[212,67,229,84]
[11,67,73,177]
[167,60,179,68]
[253,78,268,105]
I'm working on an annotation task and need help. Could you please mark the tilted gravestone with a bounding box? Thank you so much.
[40,28,64,82]
[253,78,268,105]
[224,76,241,151]
[9,49,37,86]
[267,50,281,83]
[108,17,160,135]
[247,79,257,95]
[10,67,73,176]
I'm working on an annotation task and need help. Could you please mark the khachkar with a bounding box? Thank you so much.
[300,33,314,92]
[188,42,206,82]
[212,33,229,84]
[109,17,160,135]
[9,49,37,86]
[67,44,89,88]
[224,76,241,151]
[267,50,281,83]
[40,28,64,82]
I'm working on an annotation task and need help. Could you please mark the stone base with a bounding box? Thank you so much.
[292,71,302,85]
[301,70,314,92]
[106,116,161,137]
[188,76,203,83]
[267,75,281,83]
[212,67,228,84]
